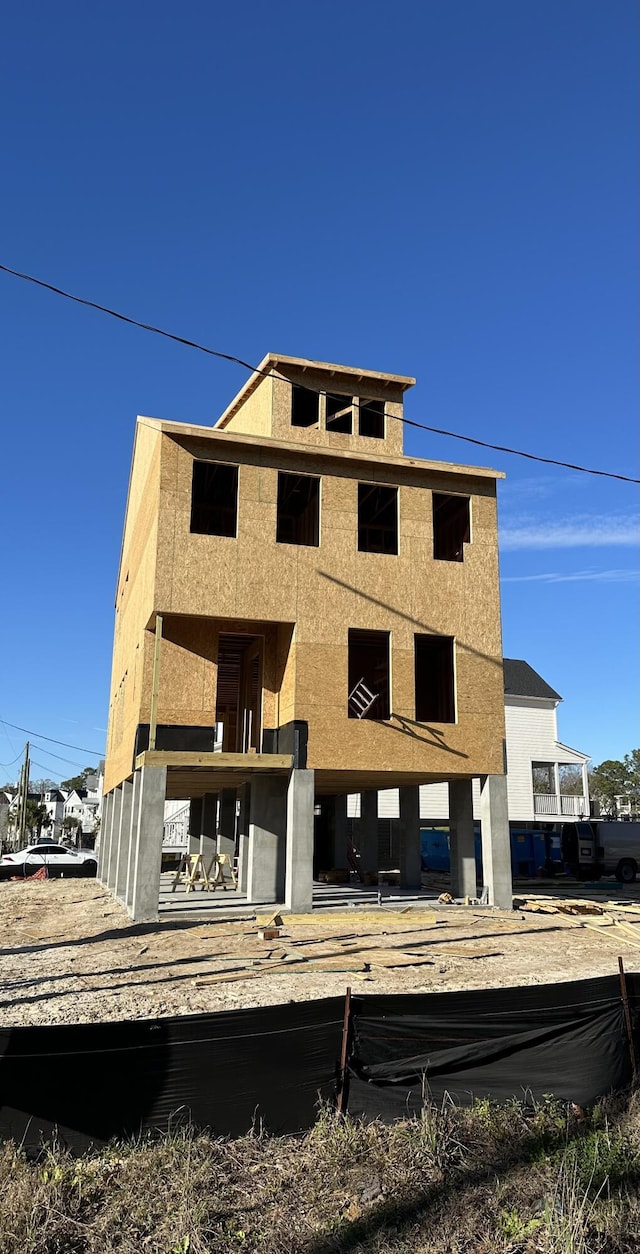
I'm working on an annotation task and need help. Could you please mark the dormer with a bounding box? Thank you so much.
[214,353,415,456]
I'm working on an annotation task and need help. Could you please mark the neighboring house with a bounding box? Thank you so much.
[7,791,52,842]
[502,659,590,825]
[613,795,638,820]
[42,789,67,840]
[163,799,190,858]
[0,789,15,845]
[64,788,100,839]
[348,658,589,834]
[102,352,512,921]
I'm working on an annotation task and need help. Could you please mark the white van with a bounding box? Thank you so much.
[561,820,640,883]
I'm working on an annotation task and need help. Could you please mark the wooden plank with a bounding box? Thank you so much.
[554,902,604,917]
[148,613,163,750]
[611,920,640,943]
[281,911,441,928]
[194,971,260,986]
[136,750,293,770]
[579,920,640,948]
[436,946,503,959]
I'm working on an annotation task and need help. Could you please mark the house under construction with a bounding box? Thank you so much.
[100,354,512,920]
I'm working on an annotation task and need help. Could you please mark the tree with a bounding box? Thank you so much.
[30,778,58,796]
[62,815,81,844]
[590,750,640,818]
[624,749,640,812]
[23,801,50,842]
[60,766,96,792]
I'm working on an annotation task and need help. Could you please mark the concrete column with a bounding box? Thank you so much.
[217,788,237,860]
[115,778,133,903]
[188,797,203,855]
[398,786,422,889]
[125,769,142,911]
[480,774,513,910]
[329,795,349,868]
[236,784,250,892]
[246,776,287,904]
[97,791,114,883]
[201,792,218,864]
[129,765,168,923]
[106,786,123,893]
[285,768,315,913]
[359,791,378,876]
[449,779,476,899]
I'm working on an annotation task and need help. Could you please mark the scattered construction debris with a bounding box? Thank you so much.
[515,898,640,950]
[4,880,640,1028]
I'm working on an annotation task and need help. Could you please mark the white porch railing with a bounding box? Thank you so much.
[533,794,587,817]
[163,802,190,849]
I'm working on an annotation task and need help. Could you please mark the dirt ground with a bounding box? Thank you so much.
[1,877,640,1026]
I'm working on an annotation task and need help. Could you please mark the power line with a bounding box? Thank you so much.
[0,720,103,757]
[2,262,638,486]
[0,717,18,758]
[20,743,92,768]
[30,759,65,778]
[30,757,86,779]
[0,751,23,770]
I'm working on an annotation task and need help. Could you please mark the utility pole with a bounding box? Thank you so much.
[18,741,30,848]
[13,762,23,849]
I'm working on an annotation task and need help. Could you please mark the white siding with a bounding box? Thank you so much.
[505,698,588,822]
[419,783,450,820]
[349,784,453,821]
[505,699,558,822]
[347,790,400,818]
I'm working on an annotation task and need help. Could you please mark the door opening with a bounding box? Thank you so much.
[216,634,263,752]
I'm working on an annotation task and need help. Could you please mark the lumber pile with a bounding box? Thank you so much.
[518,898,640,949]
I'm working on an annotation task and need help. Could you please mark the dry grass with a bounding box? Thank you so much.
[1,1092,639,1253]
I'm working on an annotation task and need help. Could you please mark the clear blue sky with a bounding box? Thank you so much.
[1,0,638,785]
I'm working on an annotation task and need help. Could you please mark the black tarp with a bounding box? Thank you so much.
[0,997,345,1153]
[347,975,639,1118]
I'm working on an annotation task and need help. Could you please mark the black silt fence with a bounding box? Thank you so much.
[346,972,640,1119]
[0,974,638,1154]
[0,998,346,1154]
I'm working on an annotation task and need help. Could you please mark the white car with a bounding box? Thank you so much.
[0,843,98,880]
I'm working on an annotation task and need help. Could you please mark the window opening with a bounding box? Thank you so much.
[276,473,320,546]
[358,483,398,554]
[433,493,470,561]
[326,392,353,434]
[291,385,320,428]
[414,634,455,723]
[348,629,390,720]
[190,461,238,537]
[358,398,385,439]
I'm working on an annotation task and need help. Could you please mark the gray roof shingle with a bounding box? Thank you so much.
[503,659,562,701]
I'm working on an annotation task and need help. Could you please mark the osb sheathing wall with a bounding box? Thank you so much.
[270,368,405,458]
[145,617,287,735]
[105,421,162,793]
[217,359,408,459]
[144,424,505,785]
[215,372,273,440]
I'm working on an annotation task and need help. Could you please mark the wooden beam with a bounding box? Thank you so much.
[135,750,293,770]
[149,613,163,751]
